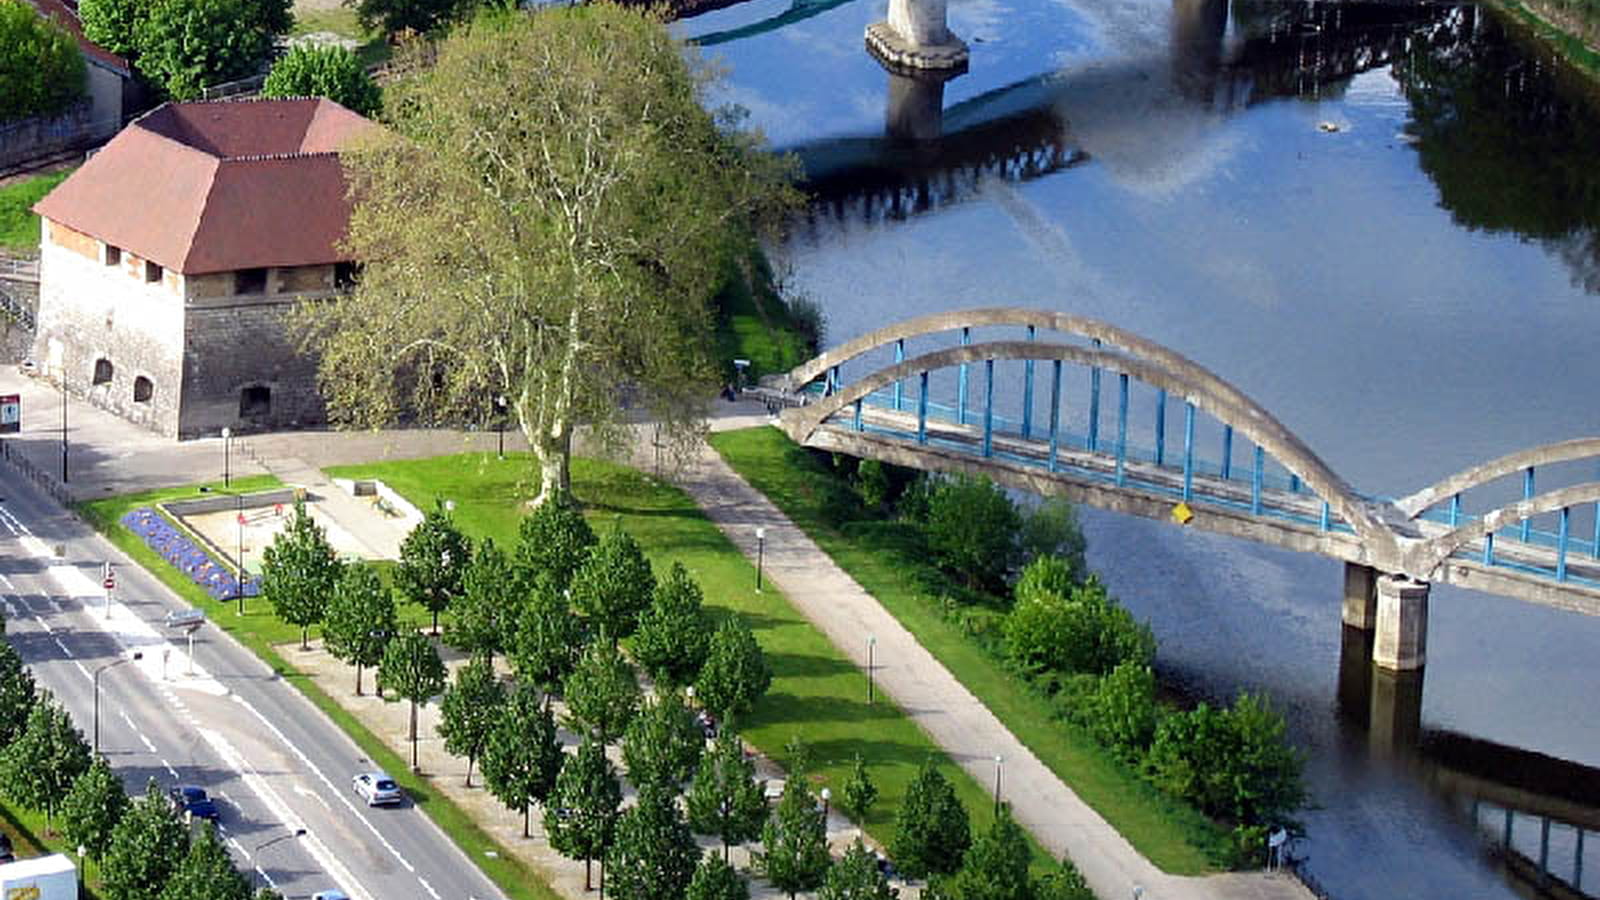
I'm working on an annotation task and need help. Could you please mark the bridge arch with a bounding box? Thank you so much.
[782,338,1398,557]
[1396,437,1600,520]
[1409,481,1600,577]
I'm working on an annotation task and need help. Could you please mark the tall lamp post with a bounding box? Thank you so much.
[235,492,246,616]
[59,373,67,483]
[866,635,876,705]
[993,755,1003,818]
[221,427,231,487]
[494,395,507,459]
[251,828,306,891]
[755,527,766,592]
[92,651,143,756]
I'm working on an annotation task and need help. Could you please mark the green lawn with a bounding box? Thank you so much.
[709,427,1230,873]
[327,452,1064,873]
[79,478,562,900]
[0,171,68,253]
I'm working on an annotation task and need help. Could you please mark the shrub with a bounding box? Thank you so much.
[925,474,1021,590]
[262,44,381,116]
[1086,661,1158,762]
[1146,693,1304,827]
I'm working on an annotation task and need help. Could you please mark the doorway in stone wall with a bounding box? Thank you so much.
[240,385,271,419]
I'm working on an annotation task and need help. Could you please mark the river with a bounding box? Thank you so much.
[677,0,1600,897]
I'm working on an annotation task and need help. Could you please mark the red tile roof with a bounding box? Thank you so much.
[33,98,378,275]
[22,0,129,76]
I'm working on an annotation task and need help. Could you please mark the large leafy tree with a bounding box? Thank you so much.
[158,822,251,900]
[1147,692,1304,826]
[569,525,655,642]
[760,776,831,899]
[693,618,771,723]
[0,638,37,745]
[322,562,399,696]
[395,503,473,635]
[515,493,595,593]
[79,0,146,57]
[925,474,1021,590]
[261,44,381,116]
[133,0,278,100]
[481,684,563,837]
[101,779,189,900]
[605,782,701,900]
[687,853,750,900]
[562,638,640,744]
[448,537,518,657]
[0,690,92,827]
[890,758,970,879]
[437,654,506,787]
[260,499,344,650]
[291,4,799,505]
[819,838,897,900]
[60,757,129,861]
[631,562,713,688]
[510,578,583,695]
[546,735,622,892]
[943,806,1033,900]
[378,631,447,771]
[621,691,704,788]
[0,1,87,122]
[353,0,476,37]
[686,731,767,863]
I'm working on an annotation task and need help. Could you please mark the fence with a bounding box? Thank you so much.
[0,438,74,507]
[0,103,119,170]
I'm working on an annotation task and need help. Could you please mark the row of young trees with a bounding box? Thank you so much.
[0,613,274,899]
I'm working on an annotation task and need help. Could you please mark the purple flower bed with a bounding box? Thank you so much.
[122,507,261,601]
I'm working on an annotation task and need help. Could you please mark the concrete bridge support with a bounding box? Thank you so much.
[866,0,970,73]
[1342,562,1377,629]
[1374,574,1430,671]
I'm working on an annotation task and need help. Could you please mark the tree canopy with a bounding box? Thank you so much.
[0,690,91,827]
[0,0,87,122]
[631,561,713,687]
[292,5,799,504]
[394,503,472,634]
[261,44,381,116]
[437,654,505,787]
[322,562,399,695]
[481,684,563,837]
[694,618,771,722]
[260,499,343,649]
[890,758,970,879]
[133,0,281,99]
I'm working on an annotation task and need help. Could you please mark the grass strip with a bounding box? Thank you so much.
[1,171,69,252]
[709,426,1229,874]
[79,478,562,900]
[327,452,1063,872]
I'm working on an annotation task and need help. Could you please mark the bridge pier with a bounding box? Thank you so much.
[1342,562,1377,629]
[1338,625,1424,754]
[1374,573,1429,671]
[866,0,969,73]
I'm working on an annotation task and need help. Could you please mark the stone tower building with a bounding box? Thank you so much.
[30,98,375,438]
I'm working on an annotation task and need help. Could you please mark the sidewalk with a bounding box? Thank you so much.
[0,367,1312,900]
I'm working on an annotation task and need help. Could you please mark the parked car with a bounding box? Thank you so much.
[352,772,402,806]
[311,892,349,900]
[168,785,219,822]
[0,830,14,863]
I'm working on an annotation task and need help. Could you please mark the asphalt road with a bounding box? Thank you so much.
[0,472,504,900]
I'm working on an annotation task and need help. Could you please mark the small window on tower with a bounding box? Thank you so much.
[145,261,163,283]
[235,268,268,294]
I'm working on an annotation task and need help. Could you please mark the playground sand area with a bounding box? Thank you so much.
[171,489,388,575]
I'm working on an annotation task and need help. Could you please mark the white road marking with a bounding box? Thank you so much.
[161,758,179,779]
[52,636,72,657]
[139,733,156,753]
[73,660,90,681]
[294,783,333,811]
[418,875,441,900]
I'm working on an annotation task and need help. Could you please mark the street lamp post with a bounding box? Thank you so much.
[993,755,1003,818]
[221,427,231,487]
[755,527,766,593]
[59,373,67,483]
[92,652,143,756]
[494,395,507,459]
[820,787,831,821]
[866,635,876,705]
[235,492,246,616]
[251,828,306,891]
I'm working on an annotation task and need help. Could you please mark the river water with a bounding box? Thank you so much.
[678,0,1600,897]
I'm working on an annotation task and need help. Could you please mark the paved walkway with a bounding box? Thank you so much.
[0,365,1312,900]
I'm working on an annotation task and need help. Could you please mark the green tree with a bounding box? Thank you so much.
[925,474,1021,590]
[569,525,655,641]
[694,618,771,722]
[377,630,447,771]
[322,562,399,695]
[261,44,380,116]
[514,491,596,593]
[1003,577,1153,677]
[481,684,563,837]
[158,822,251,900]
[622,691,704,788]
[133,0,277,100]
[260,499,343,650]
[1012,555,1076,606]
[840,753,878,824]
[631,562,713,688]
[1087,661,1157,762]
[292,4,799,504]
[353,0,475,37]
[60,756,129,861]
[1036,860,1095,900]
[395,502,473,635]
[1148,693,1304,827]
[760,776,830,899]
[0,1,87,122]
[0,690,91,827]
[686,853,750,900]
[546,735,622,892]
[448,536,518,657]
[510,578,583,695]
[1018,499,1086,575]
[943,805,1032,900]
[79,0,147,56]
[686,731,766,862]
[605,782,701,900]
[0,638,37,745]
[101,779,189,900]
[890,758,970,879]
[819,838,897,900]
[562,638,640,744]
[437,654,506,787]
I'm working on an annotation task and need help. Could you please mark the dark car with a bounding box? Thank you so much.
[0,830,14,863]
[169,785,220,822]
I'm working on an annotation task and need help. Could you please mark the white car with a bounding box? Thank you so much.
[351,772,402,806]
[311,892,349,900]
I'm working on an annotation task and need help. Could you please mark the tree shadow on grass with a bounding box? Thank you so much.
[748,691,905,730]
[762,650,857,680]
